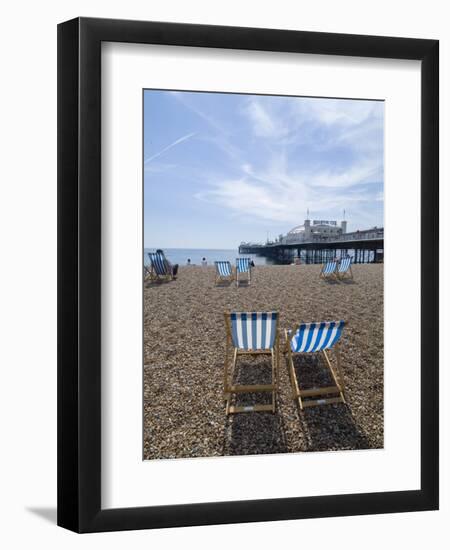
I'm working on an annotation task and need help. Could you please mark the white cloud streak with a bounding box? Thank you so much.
[144,132,196,164]
[243,101,289,139]
[171,93,244,162]
[196,172,378,227]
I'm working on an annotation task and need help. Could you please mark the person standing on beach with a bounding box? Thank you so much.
[186,258,191,266]
[201,257,207,266]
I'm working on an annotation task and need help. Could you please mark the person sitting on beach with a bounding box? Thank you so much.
[201,257,207,266]
[156,249,178,279]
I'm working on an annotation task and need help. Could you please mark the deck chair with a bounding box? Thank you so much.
[224,312,279,414]
[337,257,353,281]
[285,320,346,410]
[215,261,233,285]
[148,252,172,282]
[144,264,152,282]
[320,260,337,280]
[236,257,251,286]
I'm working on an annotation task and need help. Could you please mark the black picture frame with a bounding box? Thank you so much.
[57,17,439,533]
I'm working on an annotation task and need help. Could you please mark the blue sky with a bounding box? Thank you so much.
[144,90,384,249]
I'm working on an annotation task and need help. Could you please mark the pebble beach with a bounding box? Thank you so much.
[143,264,383,460]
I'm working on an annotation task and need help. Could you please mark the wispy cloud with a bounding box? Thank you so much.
[144,162,177,174]
[196,96,384,230]
[197,170,380,226]
[144,90,384,246]
[171,92,225,133]
[171,93,244,162]
[243,100,289,139]
[242,96,383,145]
[144,132,196,164]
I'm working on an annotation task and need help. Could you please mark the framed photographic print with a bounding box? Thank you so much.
[57,17,439,533]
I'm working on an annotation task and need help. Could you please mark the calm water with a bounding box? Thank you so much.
[144,247,379,266]
[144,248,274,266]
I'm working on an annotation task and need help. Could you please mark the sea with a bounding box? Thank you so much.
[144,247,378,266]
[143,248,274,267]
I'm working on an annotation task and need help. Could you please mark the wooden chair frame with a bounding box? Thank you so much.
[144,264,152,282]
[284,327,346,410]
[320,261,338,281]
[215,262,234,285]
[236,261,251,287]
[336,260,354,281]
[223,313,279,414]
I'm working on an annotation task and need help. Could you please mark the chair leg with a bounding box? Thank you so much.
[223,343,229,413]
[275,342,279,392]
[322,349,346,404]
[285,331,303,410]
[276,341,280,409]
[334,345,346,403]
[225,349,238,415]
[224,343,235,413]
[224,339,229,398]
[291,357,303,410]
[271,348,276,413]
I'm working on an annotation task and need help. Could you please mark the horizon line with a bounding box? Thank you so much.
[144,246,239,250]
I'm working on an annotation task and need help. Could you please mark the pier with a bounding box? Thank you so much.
[239,228,384,265]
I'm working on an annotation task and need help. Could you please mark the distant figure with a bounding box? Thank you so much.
[186,258,191,266]
[201,257,207,266]
[250,260,255,267]
[156,249,178,278]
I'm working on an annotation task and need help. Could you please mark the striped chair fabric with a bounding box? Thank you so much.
[338,257,352,273]
[290,321,345,353]
[230,312,278,350]
[148,252,169,276]
[322,261,337,275]
[215,261,232,277]
[236,258,251,273]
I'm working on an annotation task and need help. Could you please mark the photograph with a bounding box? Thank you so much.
[143,89,384,460]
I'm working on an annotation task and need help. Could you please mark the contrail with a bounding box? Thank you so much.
[144,132,196,164]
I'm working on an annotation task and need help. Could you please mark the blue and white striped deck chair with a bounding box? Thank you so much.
[214,261,233,285]
[148,252,172,282]
[236,257,251,286]
[320,260,337,280]
[285,320,346,410]
[337,256,353,281]
[224,312,280,414]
